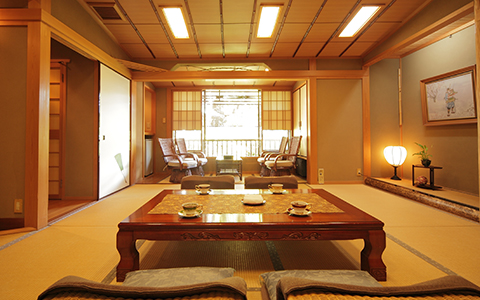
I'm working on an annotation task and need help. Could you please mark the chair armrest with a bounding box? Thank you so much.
[178,152,200,164]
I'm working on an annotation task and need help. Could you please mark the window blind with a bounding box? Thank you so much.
[262,91,291,130]
[172,91,202,130]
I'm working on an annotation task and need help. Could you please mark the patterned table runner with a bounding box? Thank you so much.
[148,193,343,214]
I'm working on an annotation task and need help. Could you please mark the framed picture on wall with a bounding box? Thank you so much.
[420,65,476,126]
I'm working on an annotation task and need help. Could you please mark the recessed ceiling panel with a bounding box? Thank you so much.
[120,43,155,59]
[195,24,222,43]
[136,25,170,44]
[188,0,220,24]
[379,0,430,22]
[294,42,324,57]
[149,43,178,59]
[318,0,360,23]
[304,23,340,43]
[271,43,299,58]
[356,22,400,42]
[116,0,158,24]
[248,43,273,57]
[173,43,201,58]
[199,44,224,58]
[225,44,248,56]
[316,42,351,57]
[223,24,251,43]
[285,0,327,23]
[277,23,312,43]
[340,41,375,57]
[106,24,143,43]
[223,0,255,23]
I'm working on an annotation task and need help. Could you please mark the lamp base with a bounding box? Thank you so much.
[390,166,401,180]
[390,174,401,180]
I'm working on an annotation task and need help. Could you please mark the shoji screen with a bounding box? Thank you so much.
[98,64,131,198]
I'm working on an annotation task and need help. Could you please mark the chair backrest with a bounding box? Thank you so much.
[244,175,298,189]
[181,175,235,189]
[279,136,288,154]
[176,138,188,154]
[158,138,177,163]
[287,136,302,162]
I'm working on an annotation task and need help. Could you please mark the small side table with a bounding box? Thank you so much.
[216,159,242,180]
[412,164,443,190]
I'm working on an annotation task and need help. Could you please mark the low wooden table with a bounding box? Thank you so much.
[116,189,387,282]
[216,159,242,180]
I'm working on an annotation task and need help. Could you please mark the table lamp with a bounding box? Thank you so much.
[384,146,407,180]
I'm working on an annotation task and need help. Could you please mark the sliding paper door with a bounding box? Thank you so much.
[98,64,131,198]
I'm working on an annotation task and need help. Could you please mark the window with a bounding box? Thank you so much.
[204,89,260,158]
[172,89,292,158]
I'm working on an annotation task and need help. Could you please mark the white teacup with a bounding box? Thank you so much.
[195,184,211,194]
[291,201,311,214]
[182,202,202,216]
[268,183,283,193]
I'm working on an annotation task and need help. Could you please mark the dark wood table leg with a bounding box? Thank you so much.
[429,167,435,188]
[116,230,139,282]
[361,230,387,281]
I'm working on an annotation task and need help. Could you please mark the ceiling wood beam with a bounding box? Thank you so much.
[132,69,368,82]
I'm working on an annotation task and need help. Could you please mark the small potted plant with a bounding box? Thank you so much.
[412,142,432,167]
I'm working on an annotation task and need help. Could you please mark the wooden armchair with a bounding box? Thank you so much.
[158,138,198,183]
[265,136,302,176]
[176,138,208,176]
[258,136,288,176]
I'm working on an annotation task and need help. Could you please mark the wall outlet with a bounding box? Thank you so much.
[14,199,23,214]
[318,168,324,184]
[356,168,362,177]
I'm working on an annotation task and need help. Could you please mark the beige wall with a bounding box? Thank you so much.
[317,79,363,183]
[0,27,27,219]
[402,25,477,194]
[51,40,98,199]
[370,59,402,178]
[370,25,478,195]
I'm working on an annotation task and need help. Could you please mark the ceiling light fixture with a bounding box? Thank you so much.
[257,5,282,38]
[339,6,380,37]
[161,7,189,39]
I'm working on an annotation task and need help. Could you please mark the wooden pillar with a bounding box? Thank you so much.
[475,0,480,209]
[307,78,318,184]
[24,21,51,229]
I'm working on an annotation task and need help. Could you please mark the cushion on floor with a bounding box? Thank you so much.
[123,267,236,287]
[260,270,381,300]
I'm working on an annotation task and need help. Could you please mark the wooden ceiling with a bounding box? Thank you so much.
[80,0,473,88]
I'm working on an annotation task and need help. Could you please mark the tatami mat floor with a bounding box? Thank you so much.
[1,182,480,299]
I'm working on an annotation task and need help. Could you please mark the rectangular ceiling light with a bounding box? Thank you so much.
[162,7,189,39]
[339,6,380,37]
[257,5,281,38]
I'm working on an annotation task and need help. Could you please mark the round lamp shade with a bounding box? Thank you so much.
[384,146,407,166]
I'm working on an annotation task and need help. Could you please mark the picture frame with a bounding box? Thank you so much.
[420,65,476,126]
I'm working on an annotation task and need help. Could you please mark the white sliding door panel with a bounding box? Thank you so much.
[99,64,131,198]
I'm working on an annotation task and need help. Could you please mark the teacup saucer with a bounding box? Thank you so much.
[242,199,266,206]
[196,190,210,195]
[178,210,203,218]
[270,190,286,194]
[287,207,311,216]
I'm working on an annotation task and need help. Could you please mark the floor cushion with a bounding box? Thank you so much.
[260,270,381,300]
[123,267,236,288]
